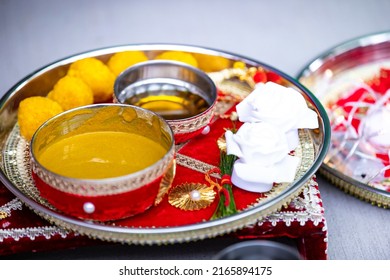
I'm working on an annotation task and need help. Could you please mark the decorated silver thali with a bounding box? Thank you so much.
[298,31,390,208]
[0,44,330,244]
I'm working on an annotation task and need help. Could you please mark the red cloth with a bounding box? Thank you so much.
[0,178,326,259]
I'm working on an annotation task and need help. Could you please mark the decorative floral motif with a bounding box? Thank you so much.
[168,183,216,211]
[257,178,324,227]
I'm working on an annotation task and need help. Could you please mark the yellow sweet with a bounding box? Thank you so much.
[17,96,63,141]
[47,75,93,111]
[155,51,198,68]
[68,57,115,103]
[37,131,167,179]
[107,51,148,76]
[193,53,231,72]
[233,61,246,69]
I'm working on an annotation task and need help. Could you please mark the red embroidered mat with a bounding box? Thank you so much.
[0,177,326,259]
[0,104,327,259]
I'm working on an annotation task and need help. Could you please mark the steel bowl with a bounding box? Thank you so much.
[114,60,217,144]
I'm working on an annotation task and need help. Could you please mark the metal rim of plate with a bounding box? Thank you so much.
[297,31,390,209]
[0,44,330,244]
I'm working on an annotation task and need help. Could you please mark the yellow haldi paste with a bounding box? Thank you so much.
[37,131,167,179]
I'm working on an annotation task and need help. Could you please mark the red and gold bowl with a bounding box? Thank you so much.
[114,60,217,144]
[30,104,175,221]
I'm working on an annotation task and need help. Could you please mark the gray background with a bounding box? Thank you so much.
[1,0,389,260]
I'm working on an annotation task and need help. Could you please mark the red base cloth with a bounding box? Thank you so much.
[0,178,327,260]
[0,105,327,259]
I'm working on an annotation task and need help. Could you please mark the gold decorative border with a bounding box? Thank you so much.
[0,226,71,242]
[116,93,221,135]
[176,154,220,179]
[257,179,324,227]
[320,167,390,209]
[168,106,215,135]
[0,198,22,219]
[154,160,176,206]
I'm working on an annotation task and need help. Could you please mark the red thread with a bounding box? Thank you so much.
[221,174,232,186]
[207,167,221,175]
[220,188,230,206]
